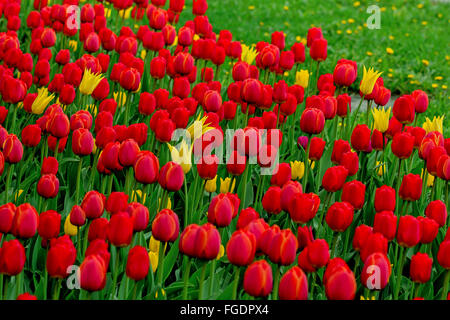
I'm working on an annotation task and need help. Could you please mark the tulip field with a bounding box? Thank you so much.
[0,0,449,303]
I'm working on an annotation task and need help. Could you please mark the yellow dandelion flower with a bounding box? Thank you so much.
[432,84,438,88]
[79,69,104,95]
[348,18,355,24]
[220,177,235,194]
[366,51,373,56]
[353,1,360,7]
[341,20,347,25]
[337,30,342,35]
[360,66,382,96]
[408,74,415,79]
[386,47,394,55]
[389,35,395,40]
[388,73,393,78]
[31,87,54,115]
[248,5,255,10]
[295,69,309,88]
[417,4,424,8]
[260,22,264,26]
[435,76,443,80]
[346,29,352,35]
[422,21,427,26]
[371,107,391,133]
[283,6,289,10]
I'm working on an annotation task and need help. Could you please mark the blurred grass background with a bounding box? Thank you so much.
[180,0,449,132]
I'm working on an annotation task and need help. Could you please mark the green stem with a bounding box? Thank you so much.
[198,262,208,300]
[156,242,166,297]
[182,258,192,300]
[330,232,339,258]
[53,279,62,300]
[272,265,280,300]
[393,246,406,300]
[442,270,450,300]
[4,164,13,203]
[208,259,216,298]
[75,157,83,204]
[231,265,240,300]
[302,134,312,192]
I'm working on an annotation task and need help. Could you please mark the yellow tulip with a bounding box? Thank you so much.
[158,196,172,210]
[376,161,386,177]
[167,140,192,174]
[113,91,127,108]
[79,69,104,95]
[149,251,159,273]
[371,107,391,133]
[360,66,382,96]
[64,215,78,236]
[422,116,444,134]
[149,236,160,253]
[186,114,216,141]
[290,161,305,180]
[241,44,257,65]
[421,169,435,187]
[205,176,218,193]
[295,69,309,88]
[31,87,54,115]
[220,177,235,193]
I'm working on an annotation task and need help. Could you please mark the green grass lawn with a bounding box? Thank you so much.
[181,0,449,133]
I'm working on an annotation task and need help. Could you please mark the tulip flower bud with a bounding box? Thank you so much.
[437,240,450,269]
[126,202,149,232]
[266,228,298,266]
[361,252,391,290]
[46,235,77,278]
[80,254,107,292]
[2,134,23,163]
[374,185,396,212]
[107,212,134,247]
[360,233,388,262]
[391,132,415,159]
[411,90,428,114]
[226,230,256,266]
[21,124,42,147]
[410,252,432,283]
[0,203,16,234]
[72,128,94,156]
[41,156,58,175]
[179,223,221,260]
[38,210,61,241]
[425,200,447,227]
[152,209,180,242]
[418,216,439,244]
[393,95,415,124]
[70,205,86,227]
[341,181,366,210]
[288,192,320,224]
[300,108,325,134]
[0,239,26,276]
[262,186,282,215]
[158,161,184,192]
[322,166,348,193]
[105,192,129,215]
[324,263,356,300]
[307,239,330,269]
[280,181,302,212]
[351,124,371,151]
[399,174,422,201]
[126,245,150,281]
[333,59,357,87]
[243,260,273,298]
[397,215,421,248]
[278,266,308,300]
[134,151,160,184]
[373,211,397,241]
[81,191,105,220]
[352,224,373,252]
[325,202,354,232]
[87,218,109,243]
[310,38,327,61]
[11,203,39,239]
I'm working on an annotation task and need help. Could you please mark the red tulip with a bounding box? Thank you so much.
[351,124,371,152]
[126,245,150,281]
[360,232,388,262]
[322,166,348,192]
[158,161,184,191]
[208,193,240,227]
[418,216,439,244]
[81,191,105,220]
[352,224,373,252]
[373,211,397,241]
[341,181,366,210]
[393,95,415,124]
[0,239,26,276]
[265,228,298,265]
[152,209,180,242]
[38,210,61,240]
[226,230,256,266]
[399,174,422,201]
[410,252,432,283]
[397,215,421,248]
[46,235,76,278]
[80,254,107,292]
[325,202,354,232]
[361,252,391,290]
[107,212,134,247]
[324,260,356,300]
[243,260,273,297]
[179,223,221,260]
[105,192,129,215]
[437,240,450,269]
[0,203,16,234]
[307,239,329,269]
[278,266,308,300]
[288,192,320,224]
[11,203,38,239]
[134,151,159,184]
[425,200,447,227]
[300,108,325,134]
[374,185,396,212]
[310,38,327,61]
[262,186,282,215]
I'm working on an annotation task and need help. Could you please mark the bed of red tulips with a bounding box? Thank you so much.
[0,0,448,301]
